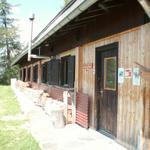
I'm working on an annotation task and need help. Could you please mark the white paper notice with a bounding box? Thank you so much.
[118,68,125,84]
[133,68,140,86]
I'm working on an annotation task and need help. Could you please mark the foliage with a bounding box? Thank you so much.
[0,65,19,85]
[0,0,22,85]
[64,0,71,5]
[0,86,41,150]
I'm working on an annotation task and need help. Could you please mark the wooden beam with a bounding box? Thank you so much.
[87,3,124,14]
[31,54,50,59]
[135,62,150,81]
[135,62,150,72]
[59,19,95,33]
[98,3,109,12]
[75,13,106,22]
[138,0,150,18]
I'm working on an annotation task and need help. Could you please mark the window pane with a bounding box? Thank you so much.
[104,57,116,90]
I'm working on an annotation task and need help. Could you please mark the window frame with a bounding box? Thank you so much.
[104,56,117,91]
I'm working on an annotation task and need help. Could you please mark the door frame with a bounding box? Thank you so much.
[95,42,118,139]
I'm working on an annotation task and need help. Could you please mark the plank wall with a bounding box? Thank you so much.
[77,23,150,149]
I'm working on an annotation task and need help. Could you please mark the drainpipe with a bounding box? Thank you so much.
[28,14,35,61]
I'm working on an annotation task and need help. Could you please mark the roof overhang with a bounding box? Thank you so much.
[12,0,98,66]
[137,0,150,18]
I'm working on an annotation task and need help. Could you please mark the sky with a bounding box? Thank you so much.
[7,0,65,45]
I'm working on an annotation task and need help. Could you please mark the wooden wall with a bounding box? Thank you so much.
[141,23,150,150]
[19,23,150,149]
[77,23,150,149]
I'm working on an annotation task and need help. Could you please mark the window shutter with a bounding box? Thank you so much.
[20,70,22,80]
[60,58,64,86]
[48,59,60,85]
[45,62,48,83]
[68,56,75,88]
[42,64,44,83]
[52,59,60,85]
[42,63,47,83]
[48,60,52,85]
[33,65,38,82]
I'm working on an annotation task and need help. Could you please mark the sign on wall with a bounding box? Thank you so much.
[118,68,125,84]
[133,68,141,86]
[125,68,132,78]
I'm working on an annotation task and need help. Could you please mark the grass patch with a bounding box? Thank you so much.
[0,86,20,116]
[0,86,41,150]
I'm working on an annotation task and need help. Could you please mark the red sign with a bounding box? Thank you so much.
[125,68,132,78]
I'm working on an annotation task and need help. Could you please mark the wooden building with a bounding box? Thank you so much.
[13,0,150,149]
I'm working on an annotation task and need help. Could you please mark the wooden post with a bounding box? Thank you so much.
[30,64,33,82]
[19,68,22,80]
[75,47,79,92]
[63,91,68,124]
[25,67,28,82]
[72,87,76,123]
[38,61,42,84]
[21,68,24,81]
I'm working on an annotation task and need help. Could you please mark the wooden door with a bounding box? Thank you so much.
[96,43,118,138]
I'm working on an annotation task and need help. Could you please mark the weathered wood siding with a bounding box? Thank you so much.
[19,23,150,149]
[141,23,150,150]
[77,23,150,149]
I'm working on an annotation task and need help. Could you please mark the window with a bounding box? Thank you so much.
[104,57,116,90]
[33,65,38,82]
[48,59,60,85]
[47,56,75,88]
[20,69,22,80]
[42,62,48,83]
[27,67,31,81]
[61,56,75,88]
[23,68,26,82]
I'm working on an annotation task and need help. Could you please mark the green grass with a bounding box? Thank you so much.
[0,86,20,116]
[0,86,41,150]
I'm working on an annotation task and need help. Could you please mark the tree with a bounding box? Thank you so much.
[64,0,71,5]
[0,0,22,84]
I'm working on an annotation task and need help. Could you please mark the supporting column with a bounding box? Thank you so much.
[30,64,33,82]
[19,68,22,80]
[38,61,42,84]
[75,47,79,92]
[25,66,28,82]
[21,68,24,81]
